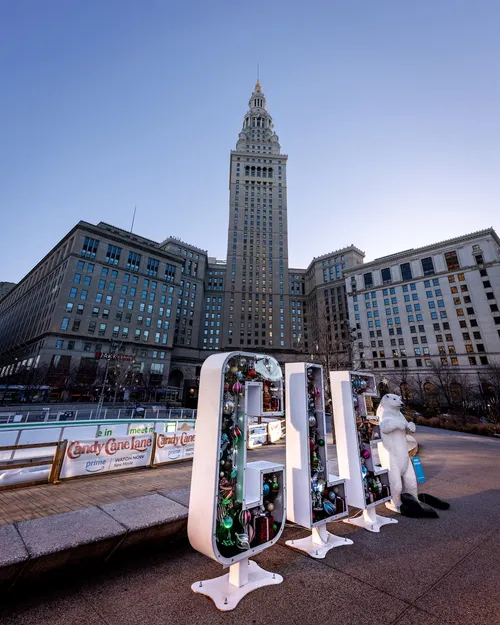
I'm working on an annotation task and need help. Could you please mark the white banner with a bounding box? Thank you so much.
[267,420,282,443]
[248,423,268,449]
[60,434,154,478]
[154,423,196,463]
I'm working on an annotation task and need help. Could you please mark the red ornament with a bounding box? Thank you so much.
[309,438,315,451]
[248,369,257,379]
[224,383,229,391]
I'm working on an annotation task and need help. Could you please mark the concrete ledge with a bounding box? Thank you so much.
[0,524,29,591]
[16,506,127,580]
[1,493,190,592]
[100,494,188,550]
[159,486,190,508]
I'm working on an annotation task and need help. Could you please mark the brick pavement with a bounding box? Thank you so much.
[0,442,288,526]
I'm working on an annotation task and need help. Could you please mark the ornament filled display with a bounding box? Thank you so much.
[285,363,353,558]
[331,371,398,533]
[188,352,286,611]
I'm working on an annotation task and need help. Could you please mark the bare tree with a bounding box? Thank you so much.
[429,360,455,409]
[479,364,500,424]
[108,361,135,403]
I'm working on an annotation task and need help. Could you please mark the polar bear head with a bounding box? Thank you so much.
[376,393,404,419]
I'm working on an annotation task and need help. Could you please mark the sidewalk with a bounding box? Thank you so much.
[0,442,288,526]
[1,426,499,625]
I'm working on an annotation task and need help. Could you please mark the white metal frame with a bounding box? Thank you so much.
[330,371,398,533]
[188,352,285,611]
[284,363,353,557]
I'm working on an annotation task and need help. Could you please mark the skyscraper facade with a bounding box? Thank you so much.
[222,82,290,351]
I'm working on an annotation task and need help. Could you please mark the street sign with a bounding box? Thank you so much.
[94,352,135,362]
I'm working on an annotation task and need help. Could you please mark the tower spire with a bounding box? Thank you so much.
[256,62,260,90]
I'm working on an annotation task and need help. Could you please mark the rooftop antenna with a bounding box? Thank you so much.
[131,205,137,233]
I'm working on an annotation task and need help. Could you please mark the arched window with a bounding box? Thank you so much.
[262,167,267,178]
[378,381,389,397]
[251,166,255,177]
[450,382,463,403]
[245,166,250,176]
[423,382,436,396]
[256,167,261,177]
[400,382,412,401]
[268,168,273,179]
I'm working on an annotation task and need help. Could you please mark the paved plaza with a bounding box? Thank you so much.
[1,426,500,625]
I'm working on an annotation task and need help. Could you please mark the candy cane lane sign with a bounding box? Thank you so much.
[155,422,196,463]
[60,434,154,478]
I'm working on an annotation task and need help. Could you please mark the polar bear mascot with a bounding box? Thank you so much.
[376,394,418,512]
[376,393,449,518]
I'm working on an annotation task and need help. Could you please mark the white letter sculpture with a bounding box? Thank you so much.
[188,352,286,611]
[285,362,352,557]
[331,371,397,532]
[376,393,417,512]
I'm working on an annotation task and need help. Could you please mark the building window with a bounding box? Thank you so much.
[421,257,435,276]
[400,263,412,281]
[381,268,392,284]
[444,251,460,271]
[98,323,106,336]
[105,244,121,266]
[81,236,99,259]
[165,264,176,282]
[147,257,160,277]
[60,317,70,331]
[363,272,373,288]
[126,252,141,272]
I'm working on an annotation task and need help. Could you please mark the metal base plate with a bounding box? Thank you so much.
[344,509,398,533]
[191,560,283,611]
[286,530,353,559]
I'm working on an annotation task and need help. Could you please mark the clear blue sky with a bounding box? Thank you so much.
[1,0,499,282]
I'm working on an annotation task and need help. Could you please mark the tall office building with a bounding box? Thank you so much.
[222,82,290,351]
[344,229,500,376]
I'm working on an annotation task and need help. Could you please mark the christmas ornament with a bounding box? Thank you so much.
[323,500,336,516]
[263,482,271,496]
[230,468,238,479]
[362,448,371,459]
[236,371,245,382]
[317,478,326,493]
[222,516,233,529]
[271,478,280,493]
[311,452,320,471]
[328,491,337,501]
[230,425,242,442]
[232,382,243,394]
[248,369,257,378]
[239,509,251,527]
[265,502,275,513]
[317,438,325,447]
[236,533,250,550]
[223,400,235,416]
[308,415,317,427]
[223,383,230,392]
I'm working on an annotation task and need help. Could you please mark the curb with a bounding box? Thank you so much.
[0,488,190,594]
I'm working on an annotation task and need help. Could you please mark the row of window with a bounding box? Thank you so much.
[81,237,178,280]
